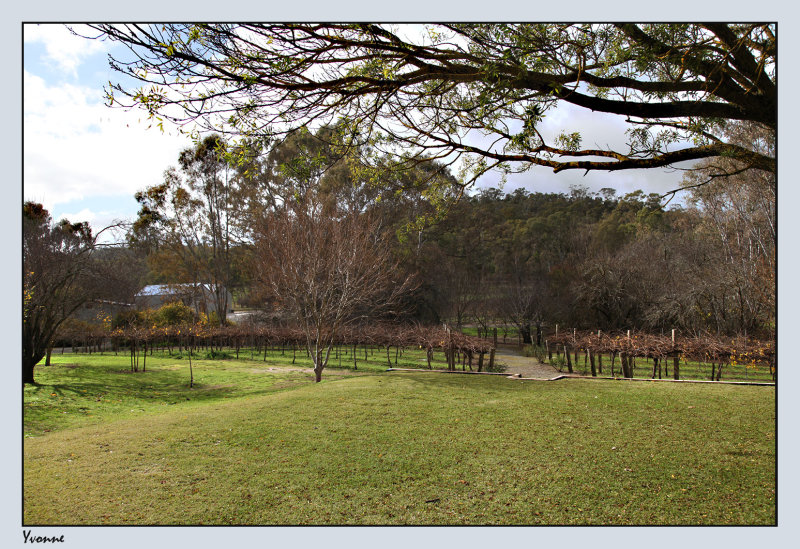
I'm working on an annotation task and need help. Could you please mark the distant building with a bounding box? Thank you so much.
[134,283,234,317]
[72,299,133,325]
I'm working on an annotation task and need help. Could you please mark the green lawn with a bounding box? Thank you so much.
[24,353,775,525]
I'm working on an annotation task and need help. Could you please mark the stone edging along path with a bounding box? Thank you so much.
[385,368,775,386]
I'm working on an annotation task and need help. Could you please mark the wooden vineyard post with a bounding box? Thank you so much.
[596,330,602,374]
[672,329,680,380]
[625,330,632,378]
[488,348,496,371]
[589,348,597,377]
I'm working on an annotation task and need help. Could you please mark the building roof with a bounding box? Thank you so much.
[135,283,225,297]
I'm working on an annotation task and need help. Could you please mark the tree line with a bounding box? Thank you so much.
[25,24,775,385]
[415,162,775,343]
[23,123,774,384]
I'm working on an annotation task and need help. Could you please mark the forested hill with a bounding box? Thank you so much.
[398,185,774,341]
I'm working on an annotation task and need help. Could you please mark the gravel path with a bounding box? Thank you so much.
[493,344,562,379]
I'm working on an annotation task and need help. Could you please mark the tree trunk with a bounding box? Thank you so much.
[565,345,573,373]
[589,349,596,377]
[23,359,37,385]
[620,352,629,378]
[188,346,194,388]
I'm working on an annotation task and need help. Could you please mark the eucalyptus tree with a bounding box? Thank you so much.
[85,23,775,200]
[131,135,244,323]
[682,121,776,334]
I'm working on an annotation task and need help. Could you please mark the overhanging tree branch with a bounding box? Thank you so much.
[81,23,775,185]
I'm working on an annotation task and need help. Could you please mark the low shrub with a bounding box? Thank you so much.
[521,344,547,362]
[153,301,197,326]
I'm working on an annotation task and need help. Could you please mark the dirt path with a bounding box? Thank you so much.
[493,344,562,379]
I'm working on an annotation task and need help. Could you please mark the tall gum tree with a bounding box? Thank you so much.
[84,23,775,196]
[131,135,245,323]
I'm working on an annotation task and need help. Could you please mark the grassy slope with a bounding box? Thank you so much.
[24,361,775,525]
[24,348,424,437]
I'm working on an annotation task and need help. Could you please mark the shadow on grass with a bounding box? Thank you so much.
[24,360,319,436]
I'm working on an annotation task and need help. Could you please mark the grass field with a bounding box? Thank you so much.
[24,352,775,525]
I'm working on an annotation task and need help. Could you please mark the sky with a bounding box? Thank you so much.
[23,24,196,233]
[22,23,696,237]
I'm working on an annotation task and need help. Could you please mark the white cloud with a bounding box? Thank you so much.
[24,70,193,215]
[57,208,97,223]
[24,24,106,78]
[465,101,689,199]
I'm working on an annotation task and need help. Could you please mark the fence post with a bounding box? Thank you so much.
[672,328,680,380]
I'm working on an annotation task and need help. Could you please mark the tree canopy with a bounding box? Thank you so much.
[23,203,105,383]
[86,23,775,189]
